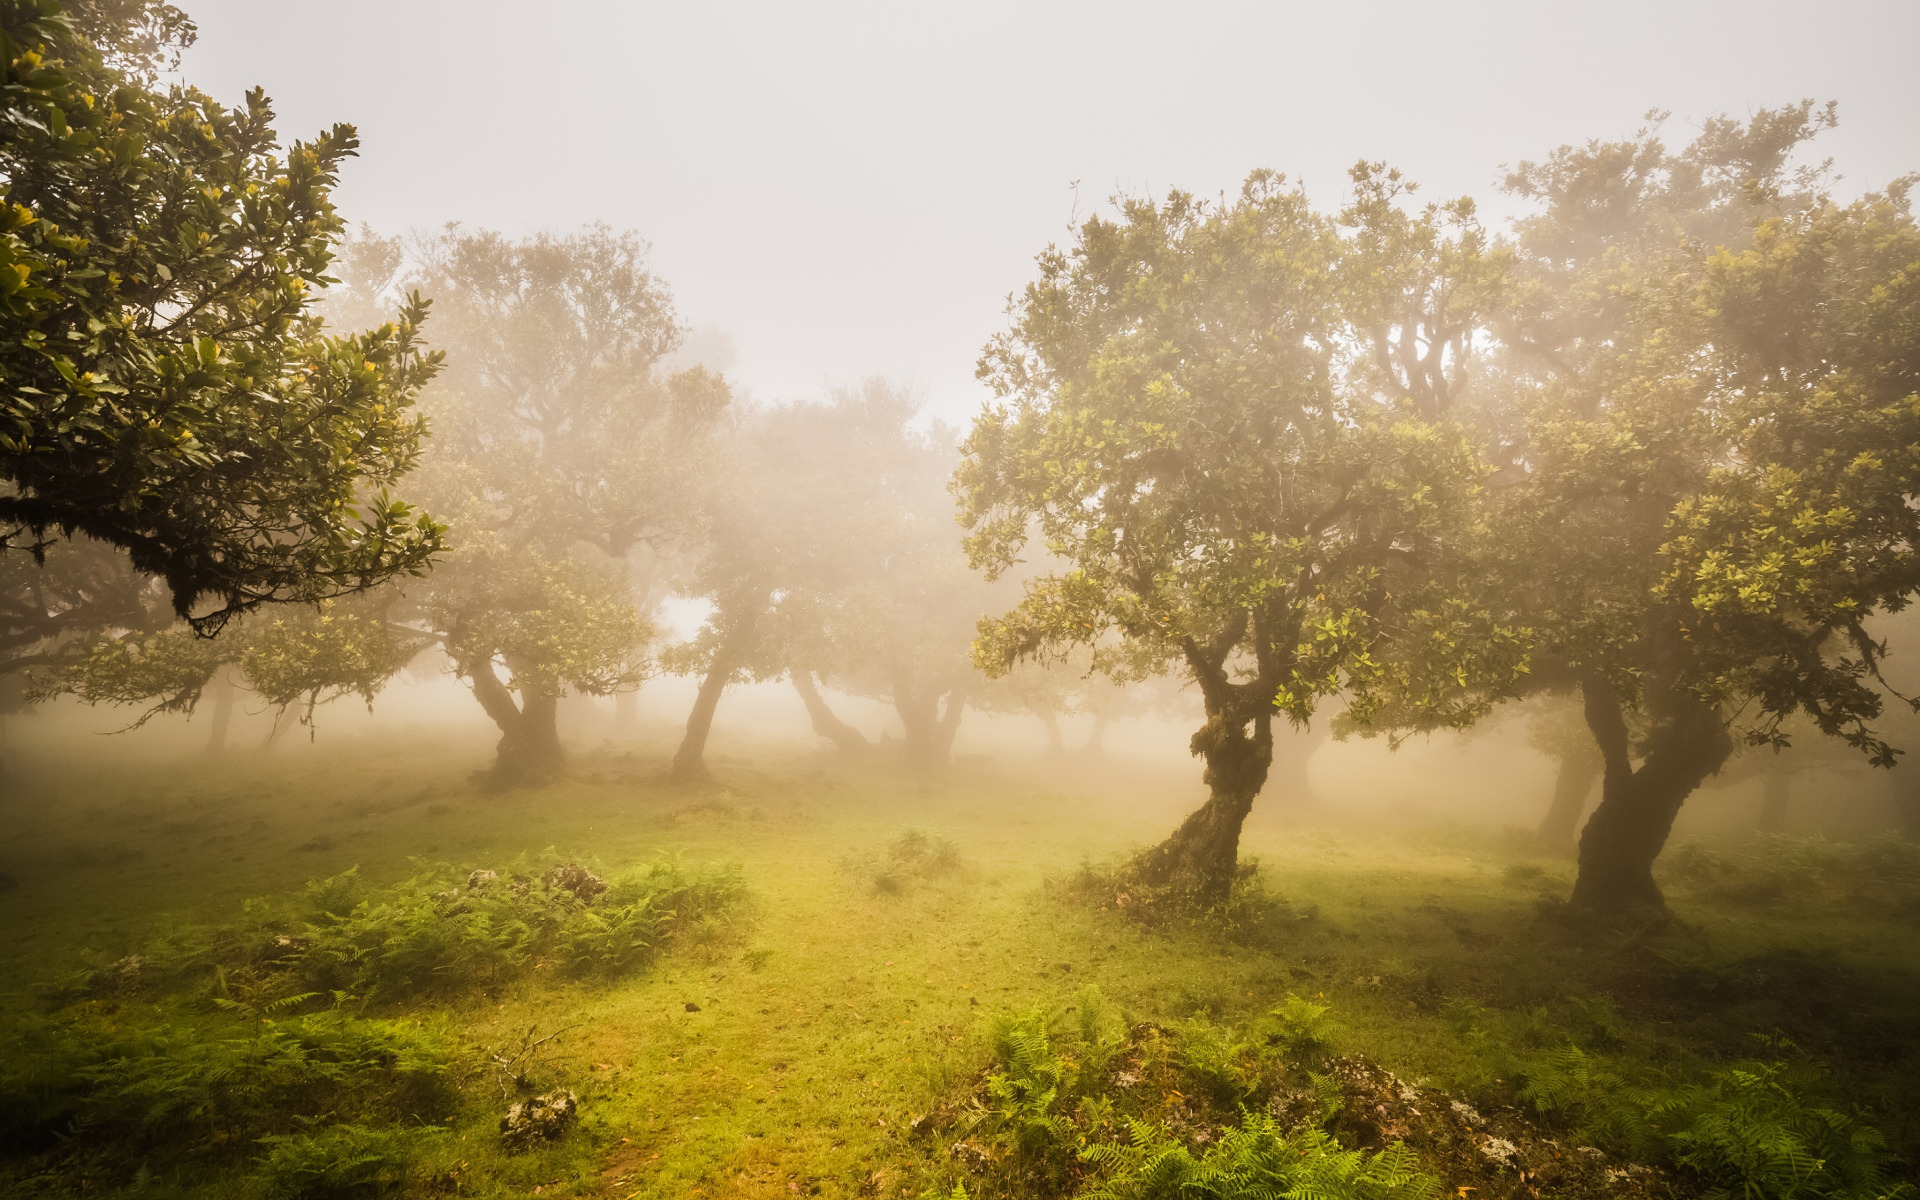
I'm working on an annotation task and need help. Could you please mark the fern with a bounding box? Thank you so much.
[1083,1111,1440,1200]
[1649,1061,1914,1200]
[1177,1018,1263,1106]
[1514,1043,1600,1115]
[981,1007,1079,1159]
[1267,995,1343,1065]
[121,853,747,1008]
[19,1008,454,1150]
[256,1121,445,1199]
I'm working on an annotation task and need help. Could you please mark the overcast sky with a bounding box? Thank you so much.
[180,0,1920,423]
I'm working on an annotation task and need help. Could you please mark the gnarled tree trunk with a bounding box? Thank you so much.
[669,608,763,783]
[1571,675,1731,919]
[1538,753,1600,845]
[468,662,564,788]
[792,669,869,753]
[894,673,967,771]
[1131,709,1273,903]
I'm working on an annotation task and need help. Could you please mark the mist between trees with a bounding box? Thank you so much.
[4,2,1920,931]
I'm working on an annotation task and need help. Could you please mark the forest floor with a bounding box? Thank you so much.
[2,731,1917,1199]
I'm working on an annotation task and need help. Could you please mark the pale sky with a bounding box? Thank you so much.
[180,0,1920,423]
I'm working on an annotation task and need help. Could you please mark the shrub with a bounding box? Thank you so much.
[0,1004,454,1164]
[1082,1113,1440,1200]
[1490,1033,1912,1200]
[1266,994,1344,1065]
[981,1007,1080,1161]
[257,1122,446,1199]
[842,830,964,895]
[95,854,745,1008]
[1652,1061,1914,1200]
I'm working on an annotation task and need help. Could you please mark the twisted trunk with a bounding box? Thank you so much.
[791,669,869,753]
[1571,674,1731,919]
[1131,709,1273,903]
[469,662,564,788]
[894,673,967,771]
[670,611,762,783]
[1130,614,1284,904]
[1538,753,1600,845]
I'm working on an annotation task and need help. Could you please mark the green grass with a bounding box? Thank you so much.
[1,730,1916,1198]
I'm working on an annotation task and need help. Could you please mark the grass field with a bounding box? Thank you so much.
[2,728,1917,1199]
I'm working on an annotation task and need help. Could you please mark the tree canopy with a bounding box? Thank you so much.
[957,168,1519,901]
[1465,105,1920,915]
[0,1,443,630]
[356,225,721,786]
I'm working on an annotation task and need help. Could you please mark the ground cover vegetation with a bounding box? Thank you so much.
[0,740,1915,1198]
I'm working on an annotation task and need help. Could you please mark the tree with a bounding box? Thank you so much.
[335,226,724,786]
[957,169,1517,903]
[789,661,872,755]
[664,383,963,779]
[797,383,1012,773]
[1476,106,1920,918]
[2,533,156,686]
[1524,695,1604,847]
[0,1,443,630]
[40,589,417,739]
[423,532,649,784]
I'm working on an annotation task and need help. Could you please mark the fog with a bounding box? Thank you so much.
[5,2,1920,1197]
[179,0,1920,420]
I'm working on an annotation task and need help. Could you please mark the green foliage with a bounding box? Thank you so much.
[85,854,744,1007]
[1654,1061,1913,1200]
[35,620,225,723]
[287,857,740,1001]
[1082,1114,1439,1200]
[1264,996,1344,1066]
[959,171,1503,704]
[429,537,653,703]
[950,994,1444,1200]
[238,600,422,717]
[39,593,422,730]
[983,1007,1082,1160]
[1663,836,1920,914]
[843,829,964,895]
[257,1122,446,1199]
[1173,1019,1261,1106]
[0,0,444,625]
[0,1006,453,1153]
[1452,1008,1912,1200]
